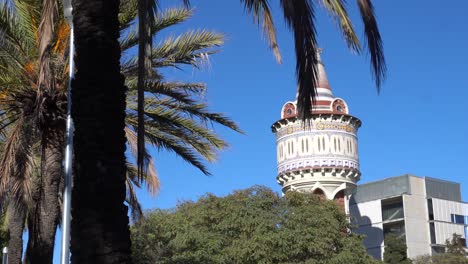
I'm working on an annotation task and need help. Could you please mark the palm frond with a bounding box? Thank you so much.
[120,8,193,51]
[14,0,41,47]
[280,0,319,120]
[122,30,223,76]
[141,126,211,175]
[150,30,222,69]
[126,80,204,105]
[357,0,386,89]
[136,0,153,181]
[0,118,37,207]
[0,2,34,58]
[125,126,160,195]
[119,0,138,30]
[128,108,227,161]
[125,170,144,223]
[36,0,58,91]
[145,97,243,134]
[241,0,282,63]
[320,0,360,53]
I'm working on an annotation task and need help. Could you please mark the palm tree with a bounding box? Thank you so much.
[122,9,242,221]
[70,3,245,261]
[0,2,239,262]
[0,0,67,261]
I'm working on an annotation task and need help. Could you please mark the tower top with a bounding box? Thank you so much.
[315,48,331,90]
[271,49,362,202]
[283,50,349,119]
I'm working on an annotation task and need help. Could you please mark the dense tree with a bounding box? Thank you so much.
[383,234,412,264]
[131,186,380,264]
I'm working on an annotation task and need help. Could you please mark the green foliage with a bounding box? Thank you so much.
[131,186,380,264]
[445,233,467,256]
[413,254,468,264]
[413,233,468,264]
[383,234,412,264]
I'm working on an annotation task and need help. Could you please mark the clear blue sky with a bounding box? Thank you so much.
[137,0,468,211]
[52,1,468,262]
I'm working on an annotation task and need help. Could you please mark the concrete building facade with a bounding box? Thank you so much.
[349,174,468,260]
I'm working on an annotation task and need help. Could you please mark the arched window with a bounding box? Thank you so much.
[313,188,326,199]
[333,190,345,211]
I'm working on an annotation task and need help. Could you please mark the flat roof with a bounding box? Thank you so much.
[350,174,462,204]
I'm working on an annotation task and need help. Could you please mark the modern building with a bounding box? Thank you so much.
[350,174,468,260]
[271,50,468,260]
[271,50,361,212]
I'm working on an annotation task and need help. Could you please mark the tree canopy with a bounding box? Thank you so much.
[131,186,380,264]
[383,234,412,264]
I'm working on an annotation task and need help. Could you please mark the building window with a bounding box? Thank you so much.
[429,222,436,244]
[427,199,434,220]
[431,246,445,255]
[460,238,467,247]
[381,197,404,222]
[383,221,406,239]
[451,214,466,224]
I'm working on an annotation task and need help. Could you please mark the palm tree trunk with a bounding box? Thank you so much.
[70,0,131,263]
[25,136,63,264]
[7,203,25,264]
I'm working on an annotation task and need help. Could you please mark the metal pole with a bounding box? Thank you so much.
[60,9,74,263]
[2,247,7,264]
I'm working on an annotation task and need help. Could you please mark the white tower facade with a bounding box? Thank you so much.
[271,52,361,211]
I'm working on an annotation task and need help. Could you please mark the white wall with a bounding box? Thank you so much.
[431,198,468,245]
[432,198,468,222]
[350,199,382,225]
[434,222,466,245]
[403,190,431,258]
[350,199,384,259]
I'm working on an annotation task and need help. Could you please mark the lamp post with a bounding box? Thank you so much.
[2,247,7,264]
[60,0,74,263]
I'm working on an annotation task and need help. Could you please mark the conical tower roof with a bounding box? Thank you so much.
[282,50,349,119]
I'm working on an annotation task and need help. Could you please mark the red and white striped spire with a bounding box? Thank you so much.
[316,48,331,90]
[282,49,350,119]
[295,49,334,101]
